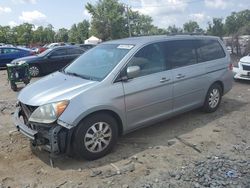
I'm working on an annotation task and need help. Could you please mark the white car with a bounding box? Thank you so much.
[233,55,250,80]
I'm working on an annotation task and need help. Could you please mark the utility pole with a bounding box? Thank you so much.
[125,4,131,37]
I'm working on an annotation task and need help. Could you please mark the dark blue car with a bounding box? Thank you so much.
[0,47,32,67]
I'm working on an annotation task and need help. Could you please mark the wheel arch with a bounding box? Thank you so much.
[212,80,224,95]
[73,109,124,136]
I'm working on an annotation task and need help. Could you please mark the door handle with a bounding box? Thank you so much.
[160,77,170,83]
[176,74,186,79]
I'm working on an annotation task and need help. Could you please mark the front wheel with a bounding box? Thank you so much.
[10,82,17,91]
[29,65,40,77]
[202,83,222,113]
[72,113,118,160]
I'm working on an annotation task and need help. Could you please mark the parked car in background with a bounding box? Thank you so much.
[0,47,33,67]
[12,46,85,77]
[233,54,250,80]
[37,43,67,54]
[13,35,233,160]
[78,44,96,51]
[37,44,48,54]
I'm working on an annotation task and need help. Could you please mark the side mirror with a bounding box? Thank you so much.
[127,66,140,79]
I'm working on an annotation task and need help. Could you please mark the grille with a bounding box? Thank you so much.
[20,102,38,120]
[242,64,250,71]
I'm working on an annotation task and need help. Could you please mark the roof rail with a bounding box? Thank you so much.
[168,32,207,36]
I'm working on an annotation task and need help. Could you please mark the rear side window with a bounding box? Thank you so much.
[195,39,225,62]
[50,49,67,56]
[2,48,20,54]
[164,40,196,69]
[67,48,84,55]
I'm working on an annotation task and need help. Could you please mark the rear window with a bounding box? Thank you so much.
[195,39,225,62]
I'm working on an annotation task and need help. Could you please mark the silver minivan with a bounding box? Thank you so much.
[13,35,233,160]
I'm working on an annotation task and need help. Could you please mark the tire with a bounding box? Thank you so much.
[72,113,118,160]
[23,78,30,85]
[202,83,222,113]
[11,82,17,91]
[29,65,40,77]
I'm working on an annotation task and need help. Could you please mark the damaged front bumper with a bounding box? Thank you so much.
[13,106,70,154]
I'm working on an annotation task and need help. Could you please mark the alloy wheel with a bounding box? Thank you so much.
[84,122,112,153]
[208,88,220,108]
[29,66,39,77]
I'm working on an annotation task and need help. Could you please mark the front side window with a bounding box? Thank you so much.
[164,40,196,69]
[64,44,132,81]
[128,43,167,77]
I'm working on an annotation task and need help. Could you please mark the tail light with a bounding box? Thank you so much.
[228,63,233,71]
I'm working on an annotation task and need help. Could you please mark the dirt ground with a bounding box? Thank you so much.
[0,68,249,188]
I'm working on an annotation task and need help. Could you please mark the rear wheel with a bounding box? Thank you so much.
[72,113,118,160]
[10,82,17,91]
[29,65,40,77]
[202,83,222,113]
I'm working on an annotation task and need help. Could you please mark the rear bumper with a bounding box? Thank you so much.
[13,107,68,154]
[233,67,250,80]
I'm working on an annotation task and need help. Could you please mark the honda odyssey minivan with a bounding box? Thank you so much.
[13,35,233,160]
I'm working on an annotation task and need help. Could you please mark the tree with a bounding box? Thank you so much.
[55,28,69,42]
[33,26,44,44]
[225,10,250,35]
[69,24,78,42]
[167,25,183,34]
[207,18,225,38]
[44,24,55,43]
[86,0,127,41]
[0,26,14,44]
[13,23,34,46]
[68,20,89,43]
[129,10,157,36]
[183,21,200,33]
[77,20,90,43]
[225,10,250,54]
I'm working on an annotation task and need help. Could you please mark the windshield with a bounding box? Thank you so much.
[38,48,53,57]
[64,44,133,81]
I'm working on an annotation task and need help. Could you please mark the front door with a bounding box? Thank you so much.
[122,42,173,129]
[46,48,68,73]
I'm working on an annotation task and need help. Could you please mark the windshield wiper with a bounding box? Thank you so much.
[65,71,92,80]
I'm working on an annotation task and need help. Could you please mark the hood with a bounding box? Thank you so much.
[12,55,42,63]
[18,71,98,106]
[240,55,250,64]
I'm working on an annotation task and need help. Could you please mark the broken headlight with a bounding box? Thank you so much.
[29,100,69,124]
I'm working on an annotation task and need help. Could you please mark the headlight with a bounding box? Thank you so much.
[18,60,26,65]
[29,100,69,124]
[12,60,26,65]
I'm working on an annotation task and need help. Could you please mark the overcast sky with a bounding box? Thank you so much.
[0,0,249,30]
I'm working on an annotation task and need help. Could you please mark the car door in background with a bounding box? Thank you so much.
[66,48,84,66]
[0,48,22,66]
[122,42,173,129]
[45,48,68,73]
